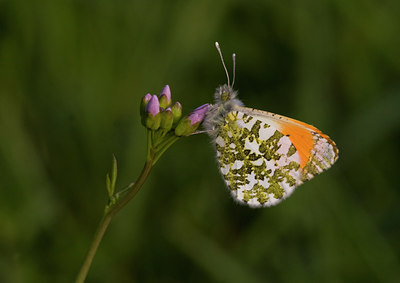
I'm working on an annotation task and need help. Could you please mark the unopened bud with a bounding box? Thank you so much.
[171,102,182,125]
[160,107,174,132]
[140,93,152,116]
[174,104,210,136]
[159,85,172,108]
[144,95,161,130]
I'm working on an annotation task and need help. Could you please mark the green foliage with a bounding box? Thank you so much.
[1,0,400,282]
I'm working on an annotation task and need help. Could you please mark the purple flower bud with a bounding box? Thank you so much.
[145,95,160,116]
[187,104,210,125]
[143,93,152,103]
[159,85,172,108]
[174,104,210,136]
[160,85,171,101]
[140,93,153,116]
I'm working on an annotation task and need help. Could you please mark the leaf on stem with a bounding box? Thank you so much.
[106,173,112,198]
[106,155,118,198]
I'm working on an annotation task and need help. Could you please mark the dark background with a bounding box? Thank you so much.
[1,0,400,282]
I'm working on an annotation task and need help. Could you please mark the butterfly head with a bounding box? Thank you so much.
[203,43,244,136]
[215,84,238,103]
[203,83,242,135]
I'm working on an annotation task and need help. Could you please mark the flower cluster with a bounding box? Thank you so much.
[140,85,209,136]
[140,85,210,164]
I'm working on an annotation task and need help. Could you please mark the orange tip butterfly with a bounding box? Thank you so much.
[203,42,339,208]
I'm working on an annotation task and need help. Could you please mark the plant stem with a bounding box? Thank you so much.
[75,215,112,283]
[153,136,179,165]
[108,153,154,217]
[75,153,155,283]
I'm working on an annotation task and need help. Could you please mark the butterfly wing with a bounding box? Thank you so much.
[214,106,338,207]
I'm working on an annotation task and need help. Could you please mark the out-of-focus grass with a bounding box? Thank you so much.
[1,0,399,282]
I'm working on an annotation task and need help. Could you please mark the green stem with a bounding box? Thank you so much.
[154,134,174,151]
[75,215,112,283]
[153,136,179,165]
[75,152,155,283]
[146,130,152,161]
[114,181,135,200]
[108,154,154,216]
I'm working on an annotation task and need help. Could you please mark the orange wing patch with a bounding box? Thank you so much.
[279,123,314,168]
[279,117,337,169]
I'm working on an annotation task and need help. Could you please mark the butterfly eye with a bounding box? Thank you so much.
[221,92,230,101]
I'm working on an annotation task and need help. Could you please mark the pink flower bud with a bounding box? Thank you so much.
[159,85,172,108]
[140,93,153,116]
[174,104,210,136]
[160,85,171,101]
[145,95,160,117]
[187,104,210,125]
[143,93,152,103]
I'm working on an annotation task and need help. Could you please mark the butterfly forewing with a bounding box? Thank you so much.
[215,106,338,208]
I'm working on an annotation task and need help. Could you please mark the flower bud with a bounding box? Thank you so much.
[160,107,174,132]
[146,95,160,116]
[174,104,210,136]
[144,95,161,130]
[171,102,182,125]
[159,85,171,108]
[174,118,191,136]
[187,104,209,125]
[140,93,152,116]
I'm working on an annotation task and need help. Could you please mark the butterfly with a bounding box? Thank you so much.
[203,42,339,208]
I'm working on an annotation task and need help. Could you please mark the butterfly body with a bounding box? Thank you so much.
[204,84,338,208]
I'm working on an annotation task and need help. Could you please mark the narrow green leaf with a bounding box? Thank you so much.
[111,154,118,195]
[106,173,112,197]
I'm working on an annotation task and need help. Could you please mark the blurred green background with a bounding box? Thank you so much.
[1,0,400,282]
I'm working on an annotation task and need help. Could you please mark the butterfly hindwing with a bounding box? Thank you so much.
[214,106,338,208]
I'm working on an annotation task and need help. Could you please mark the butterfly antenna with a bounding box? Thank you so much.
[231,53,236,88]
[215,42,230,87]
